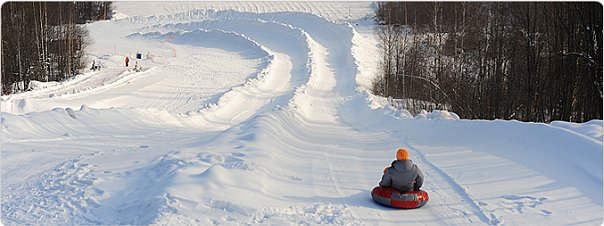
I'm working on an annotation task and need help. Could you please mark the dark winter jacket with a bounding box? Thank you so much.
[379,160,424,192]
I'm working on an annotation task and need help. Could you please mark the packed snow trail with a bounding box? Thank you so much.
[1,2,602,225]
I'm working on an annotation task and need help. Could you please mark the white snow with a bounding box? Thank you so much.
[1,2,602,225]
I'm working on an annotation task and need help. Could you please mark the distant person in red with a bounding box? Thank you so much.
[125,56,129,67]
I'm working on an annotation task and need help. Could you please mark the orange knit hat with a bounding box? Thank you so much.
[396,148,409,160]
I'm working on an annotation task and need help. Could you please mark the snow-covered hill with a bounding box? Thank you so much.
[1,2,602,225]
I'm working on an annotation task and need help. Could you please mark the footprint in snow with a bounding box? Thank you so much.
[231,152,246,157]
[500,195,551,216]
[288,176,303,181]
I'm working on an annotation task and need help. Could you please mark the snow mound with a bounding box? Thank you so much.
[111,10,130,20]
[28,80,60,91]
[550,120,603,142]
[426,110,461,120]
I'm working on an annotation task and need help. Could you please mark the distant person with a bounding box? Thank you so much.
[379,148,424,192]
[125,56,129,67]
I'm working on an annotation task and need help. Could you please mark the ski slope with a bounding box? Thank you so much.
[1,2,602,225]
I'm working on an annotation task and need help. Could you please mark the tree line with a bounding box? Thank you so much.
[374,2,602,123]
[1,2,112,94]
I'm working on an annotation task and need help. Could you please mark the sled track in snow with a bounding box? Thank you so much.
[405,142,500,225]
[128,10,356,130]
[129,29,276,115]
[124,9,392,224]
[143,2,373,24]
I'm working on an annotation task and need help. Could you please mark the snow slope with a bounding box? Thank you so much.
[1,2,602,225]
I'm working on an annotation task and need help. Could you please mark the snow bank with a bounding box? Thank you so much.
[28,80,60,91]
[550,120,603,142]
[1,105,187,140]
[426,110,460,120]
[129,29,270,60]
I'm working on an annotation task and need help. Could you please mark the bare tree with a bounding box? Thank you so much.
[374,2,602,122]
[2,2,112,95]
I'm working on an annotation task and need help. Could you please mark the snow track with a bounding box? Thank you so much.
[1,2,602,225]
[2,152,101,225]
[408,144,497,225]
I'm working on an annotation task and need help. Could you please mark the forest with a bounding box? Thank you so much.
[373,2,602,123]
[1,2,112,95]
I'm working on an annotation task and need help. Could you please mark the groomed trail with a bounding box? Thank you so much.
[1,2,602,225]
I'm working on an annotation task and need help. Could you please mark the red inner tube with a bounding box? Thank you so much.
[371,186,429,208]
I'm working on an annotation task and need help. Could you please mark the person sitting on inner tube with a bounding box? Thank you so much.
[379,148,424,192]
